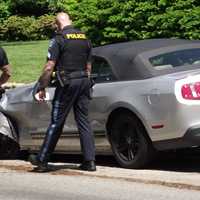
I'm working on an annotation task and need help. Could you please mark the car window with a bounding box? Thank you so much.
[92,56,116,82]
[149,48,200,70]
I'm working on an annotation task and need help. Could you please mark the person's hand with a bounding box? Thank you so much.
[86,70,91,78]
[36,89,46,102]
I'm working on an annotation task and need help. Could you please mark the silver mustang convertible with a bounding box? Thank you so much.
[1,38,200,169]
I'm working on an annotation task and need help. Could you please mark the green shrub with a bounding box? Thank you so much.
[0,1,11,21]
[1,0,200,43]
[0,14,55,41]
[9,0,50,16]
[35,15,55,39]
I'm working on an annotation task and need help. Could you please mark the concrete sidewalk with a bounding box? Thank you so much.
[3,82,26,89]
[0,160,200,191]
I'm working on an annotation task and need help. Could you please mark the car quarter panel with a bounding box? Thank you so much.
[91,75,200,145]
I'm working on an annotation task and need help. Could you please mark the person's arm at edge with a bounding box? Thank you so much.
[0,64,11,86]
[86,62,92,77]
[86,40,92,77]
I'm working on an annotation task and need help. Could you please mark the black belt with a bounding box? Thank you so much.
[67,71,88,79]
[53,70,88,87]
[52,70,88,79]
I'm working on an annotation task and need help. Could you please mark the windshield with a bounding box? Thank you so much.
[149,48,200,70]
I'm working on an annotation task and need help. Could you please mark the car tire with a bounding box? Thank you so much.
[0,133,20,159]
[109,112,155,169]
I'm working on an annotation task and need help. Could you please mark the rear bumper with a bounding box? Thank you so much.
[153,126,200,150]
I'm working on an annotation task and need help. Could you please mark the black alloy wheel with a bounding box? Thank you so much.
[110,112,154,169]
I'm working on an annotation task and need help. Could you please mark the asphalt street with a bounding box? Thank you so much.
[0,168,200,200]
[1,151,200,199]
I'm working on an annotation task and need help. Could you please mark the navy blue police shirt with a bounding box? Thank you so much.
[0,47,9,68]
[47,25,92,74]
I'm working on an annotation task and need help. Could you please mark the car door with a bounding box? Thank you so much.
[30,56,116,153]
[27,87,55,148]
[88,56,117,152]
[55,56,117,153]
[28,83,80,151]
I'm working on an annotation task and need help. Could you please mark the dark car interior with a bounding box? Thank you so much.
[149,48,200,70]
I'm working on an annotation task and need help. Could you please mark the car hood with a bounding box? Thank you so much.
[0,83,35,110]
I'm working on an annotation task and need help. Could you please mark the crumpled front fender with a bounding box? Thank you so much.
[0,112,18,143]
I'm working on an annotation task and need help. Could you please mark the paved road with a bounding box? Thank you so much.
[0,168,200,200]
[1,151,200,199]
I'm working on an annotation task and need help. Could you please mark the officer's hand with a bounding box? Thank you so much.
[37,90,46,102]
[86,70,91,78]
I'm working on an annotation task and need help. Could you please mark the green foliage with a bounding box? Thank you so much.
[8,0,50,16]
[53,0,160,45]
[59,0,200,45]
[0,1,11,21]
[179,7,200,39]
[35,15,55,39]
[1,16,37,41]
[0,15,55,41]
[0,0,200,43]
[48,0,79,14]
[147,0,200,40]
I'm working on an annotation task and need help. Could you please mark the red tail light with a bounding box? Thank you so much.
[181,82,200,100]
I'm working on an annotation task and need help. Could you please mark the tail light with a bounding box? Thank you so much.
[181,82,200,100]
[175,75,200,105]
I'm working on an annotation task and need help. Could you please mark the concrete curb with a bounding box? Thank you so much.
[2,83,26,89]
[0,160,200,191]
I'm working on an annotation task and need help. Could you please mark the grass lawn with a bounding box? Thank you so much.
[1,40,49,83]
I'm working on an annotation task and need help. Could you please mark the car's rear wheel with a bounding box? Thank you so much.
[0,133,19,159]
[109,112,155,169]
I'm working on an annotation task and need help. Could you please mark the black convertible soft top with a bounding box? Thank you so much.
[93,39,199,58]
[93,39,200,80]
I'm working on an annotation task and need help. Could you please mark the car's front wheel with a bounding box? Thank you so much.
[0,133,19,159]
[109,112,155,169]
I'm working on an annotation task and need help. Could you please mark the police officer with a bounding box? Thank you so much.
[29,12,96,172]
[0,47,11,96]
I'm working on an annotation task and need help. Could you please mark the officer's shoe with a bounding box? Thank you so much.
[28,154,49,172]
[79,161,96,171]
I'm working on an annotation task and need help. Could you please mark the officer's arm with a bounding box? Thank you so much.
[0,64,11,86]
[86,40,92,76]
[37,35,60,91]
[86,62,92,76]
[37,60,56,91]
